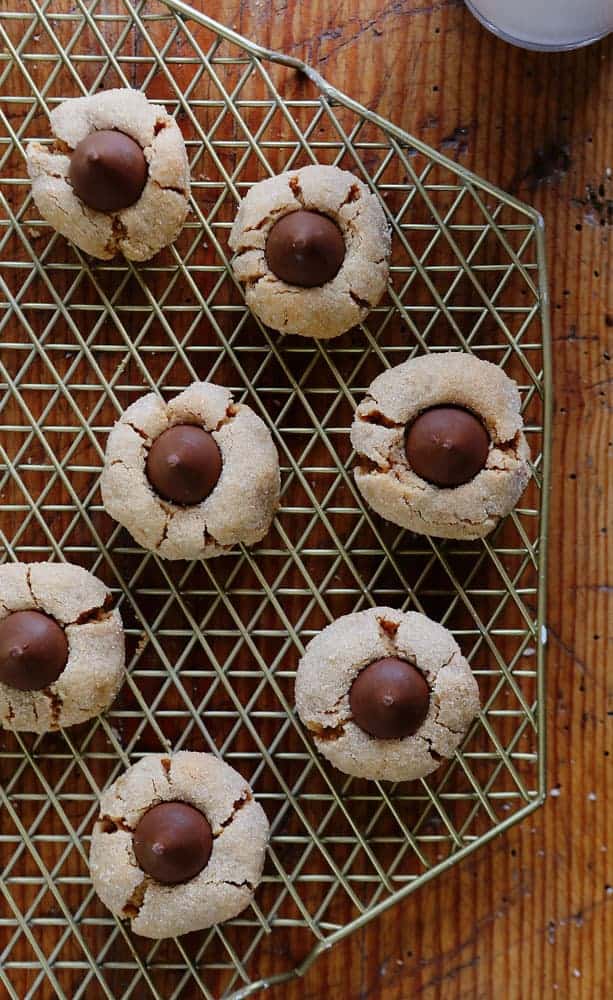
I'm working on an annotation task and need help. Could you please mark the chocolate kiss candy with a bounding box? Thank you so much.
[69,130,147,212]
[133,801,213,884]
[0,610,68,691]
[266,210,345,287]
[349,656,430,740]
[146,425,222,505]
[405,406,490,488]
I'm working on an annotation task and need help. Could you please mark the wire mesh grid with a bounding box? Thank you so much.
[0,2,550,998]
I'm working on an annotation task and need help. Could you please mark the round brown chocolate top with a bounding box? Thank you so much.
[132,801,213,885]
[405,405,490,488]
[349,656,430,740]
[266,210,345,287]
[146,425,222,506]
[0,610,68,692]
[69,130,147,213]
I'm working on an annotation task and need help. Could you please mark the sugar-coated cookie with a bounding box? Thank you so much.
[351,353,531,539]
[230,164,390,339]
[0,562,124,732]
[90,752,269,938]
[295,607,479,782]
[26,88,190,260]
[101,381,280,560]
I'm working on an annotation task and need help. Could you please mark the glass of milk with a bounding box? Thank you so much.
[466,0,613,51]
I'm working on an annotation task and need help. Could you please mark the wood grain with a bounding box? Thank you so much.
[1,2,611,999]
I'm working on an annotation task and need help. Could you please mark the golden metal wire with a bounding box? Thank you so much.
[0,2,550,997]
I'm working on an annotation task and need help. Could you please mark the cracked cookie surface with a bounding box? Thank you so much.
[229,164,391,339]
[26,88,190,261]
[89,752,269,938]
[101,381,281,560]
[0,562,125,733]
[351,353,531,539]
[295,607,479,782]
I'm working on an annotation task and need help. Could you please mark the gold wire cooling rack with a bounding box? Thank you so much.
[0,2,551,998]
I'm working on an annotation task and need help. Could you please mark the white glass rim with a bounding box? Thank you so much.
[465,0,611,52]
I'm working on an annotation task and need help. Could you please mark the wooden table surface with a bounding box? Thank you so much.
[230,2,612,998]
[1,3,611,999]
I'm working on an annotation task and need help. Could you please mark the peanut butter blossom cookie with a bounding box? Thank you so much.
[89,752,269,938]
[0,562,125,733]
[229,164,391,339]
[101,381,280,560]
[26,88,190,260]
[295,607,479,782]
[351,353,531,539]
